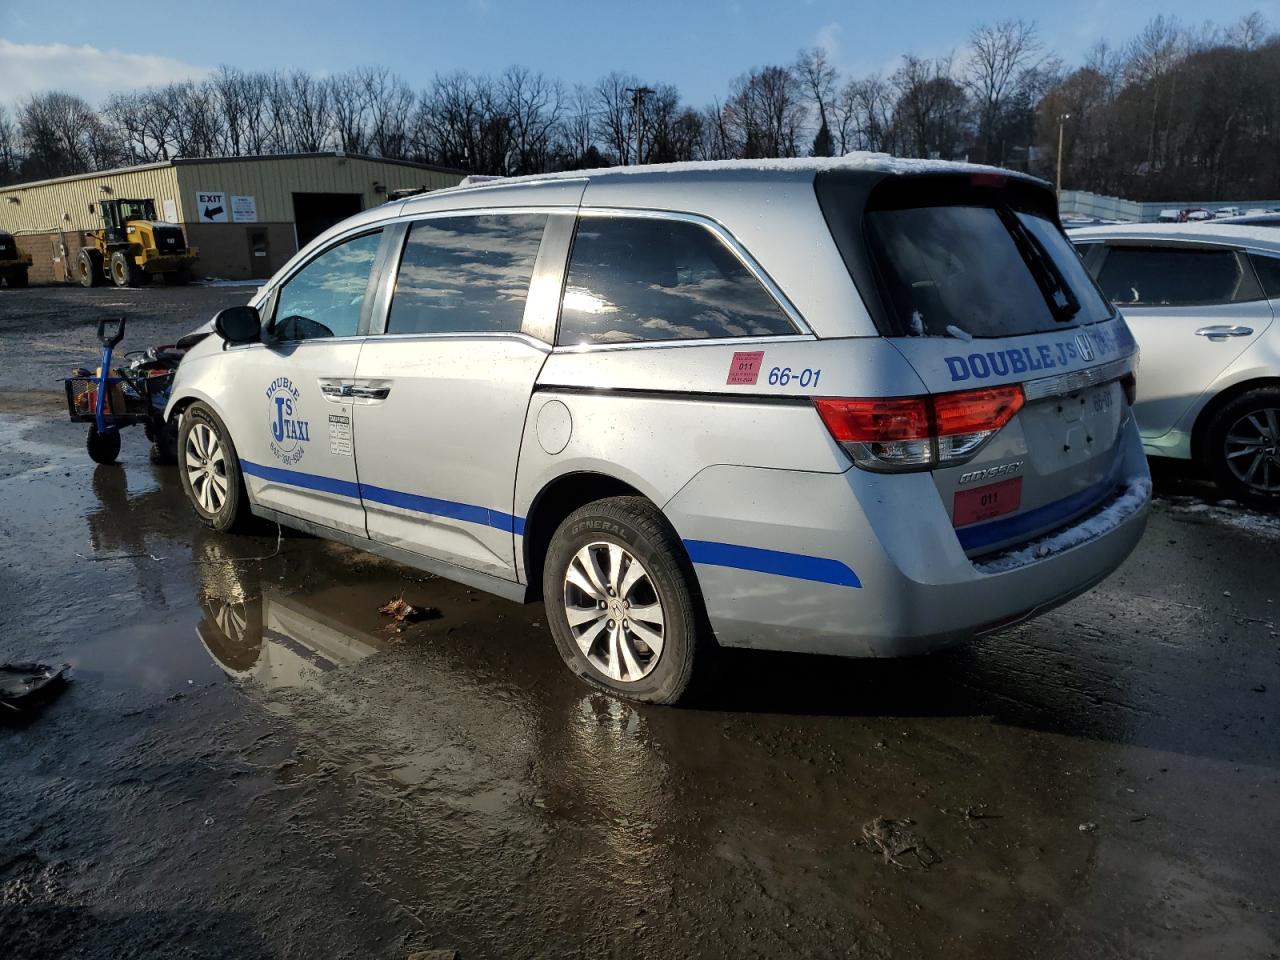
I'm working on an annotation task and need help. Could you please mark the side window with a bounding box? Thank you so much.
[1093,245,1262,307]
[557,216,796,345]
[273,231,382,341]
[387,214,548,335]
[1248,253,1280,299]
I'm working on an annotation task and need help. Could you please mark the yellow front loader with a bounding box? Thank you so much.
[78,198,199,288]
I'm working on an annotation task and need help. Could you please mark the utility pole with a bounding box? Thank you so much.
[1056,113,1071,200]
[626,86,653,166]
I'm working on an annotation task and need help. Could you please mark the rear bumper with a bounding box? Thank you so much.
[664,418,1150,657]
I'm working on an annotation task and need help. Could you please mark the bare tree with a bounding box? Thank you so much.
[723,65,805,158]
[963,19,1043,163]
[594,71,640,164]
[794,47,839,155]
[18,91,122,179]
[500,66,562,174]
[891,55,967,159]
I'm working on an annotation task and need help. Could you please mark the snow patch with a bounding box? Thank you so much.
[975,477,1151,574]
[1160,497,1280,540]
[945,324,973,342]
[909,310,926,337]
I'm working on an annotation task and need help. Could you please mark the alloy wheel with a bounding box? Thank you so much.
[186,422,230,514]
[1224,407,1280,493]
[562,541,666,683]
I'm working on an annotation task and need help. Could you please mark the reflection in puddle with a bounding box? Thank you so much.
[197,587,383,688]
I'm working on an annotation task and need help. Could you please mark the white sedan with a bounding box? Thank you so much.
[1071,223,1280,507]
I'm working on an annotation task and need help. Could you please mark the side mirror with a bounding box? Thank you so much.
[213,305,261,344]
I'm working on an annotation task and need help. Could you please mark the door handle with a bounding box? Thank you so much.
[1195,325,1254,341]
[349,385,390,400]
[320,382,352,399]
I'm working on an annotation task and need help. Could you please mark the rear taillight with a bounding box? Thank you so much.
[814,385,1025,473]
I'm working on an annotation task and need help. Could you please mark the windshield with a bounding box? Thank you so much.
[867,204,1114,338]
[119,200,157,222]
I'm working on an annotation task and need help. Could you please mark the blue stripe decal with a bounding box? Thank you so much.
[955,474,1119,551]
[240,460,525,535]
[241,460,361,499]
[684,539,862,588]
[359,483,520,534]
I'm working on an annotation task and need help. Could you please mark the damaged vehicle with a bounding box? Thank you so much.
[164,156,1150,704]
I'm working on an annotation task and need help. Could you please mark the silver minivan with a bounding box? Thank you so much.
[167,157,1151,704]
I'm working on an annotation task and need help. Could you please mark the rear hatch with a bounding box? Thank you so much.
[816,170,1138,557]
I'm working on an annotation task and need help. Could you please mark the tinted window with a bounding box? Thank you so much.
[387,214,548,335]
[1249,254,1280,298]
[557,217,794,345]
[867,206,1108,338]
[1094,246,1261,306]
[273,231,382,341]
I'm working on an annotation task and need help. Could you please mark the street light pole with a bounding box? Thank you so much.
[626,86,653,166]
[1056,113,1071,200]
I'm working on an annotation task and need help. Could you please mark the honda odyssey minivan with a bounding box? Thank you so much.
[167,156,1151,703]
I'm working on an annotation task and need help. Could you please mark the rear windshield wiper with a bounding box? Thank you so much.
[999,209,1081,322]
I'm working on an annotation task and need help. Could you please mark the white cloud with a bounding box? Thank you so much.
[814,22,842,59]
[0,39,210,108]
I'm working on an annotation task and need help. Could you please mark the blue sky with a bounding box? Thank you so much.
[2,0,1277,107]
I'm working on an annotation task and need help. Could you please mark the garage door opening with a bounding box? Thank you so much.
[292,193,363,249]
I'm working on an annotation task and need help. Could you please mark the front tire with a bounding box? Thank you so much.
[177,402,251,532]
[86,425,121,465]
[1204,388,1280,509]
[543,496,705,705]
[110,250,138,288]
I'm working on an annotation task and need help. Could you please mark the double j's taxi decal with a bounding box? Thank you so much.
[267,377,310,465]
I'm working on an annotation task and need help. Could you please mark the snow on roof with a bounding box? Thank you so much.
[1067,220,1280,250]
[437,152,1047,194]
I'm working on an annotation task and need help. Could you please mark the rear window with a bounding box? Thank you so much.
[866,205,1113,338]
[1094,246,1262,306]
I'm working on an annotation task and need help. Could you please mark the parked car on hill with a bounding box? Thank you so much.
[1071,222,1280,506]
[163,157,1150,703]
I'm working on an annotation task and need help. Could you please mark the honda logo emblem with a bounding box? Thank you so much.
[1075,333,1096,362]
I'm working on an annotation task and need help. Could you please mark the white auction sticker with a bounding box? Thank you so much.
[328,413,352,456]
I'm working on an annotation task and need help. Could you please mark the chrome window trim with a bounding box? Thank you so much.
[553,333,816,354]
[361,330,552,353]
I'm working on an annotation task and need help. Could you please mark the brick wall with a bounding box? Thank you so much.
[181,222,298,280]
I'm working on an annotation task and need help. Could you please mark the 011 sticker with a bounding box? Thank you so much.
[726,351,765,385]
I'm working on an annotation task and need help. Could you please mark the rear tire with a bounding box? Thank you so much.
[177,402,251,532]
[86,425,121,465]
[1203,388,1280,509]
[79,249,103,287]
[542,496,705,705]
[7,270,28,288]
[110,250,138,288]
[150,417,179,465]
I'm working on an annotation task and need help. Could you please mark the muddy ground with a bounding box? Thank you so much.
[1,286,1278,959]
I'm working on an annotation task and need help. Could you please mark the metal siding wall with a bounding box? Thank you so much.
[173,156,461,222]
[0,166,181,235]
